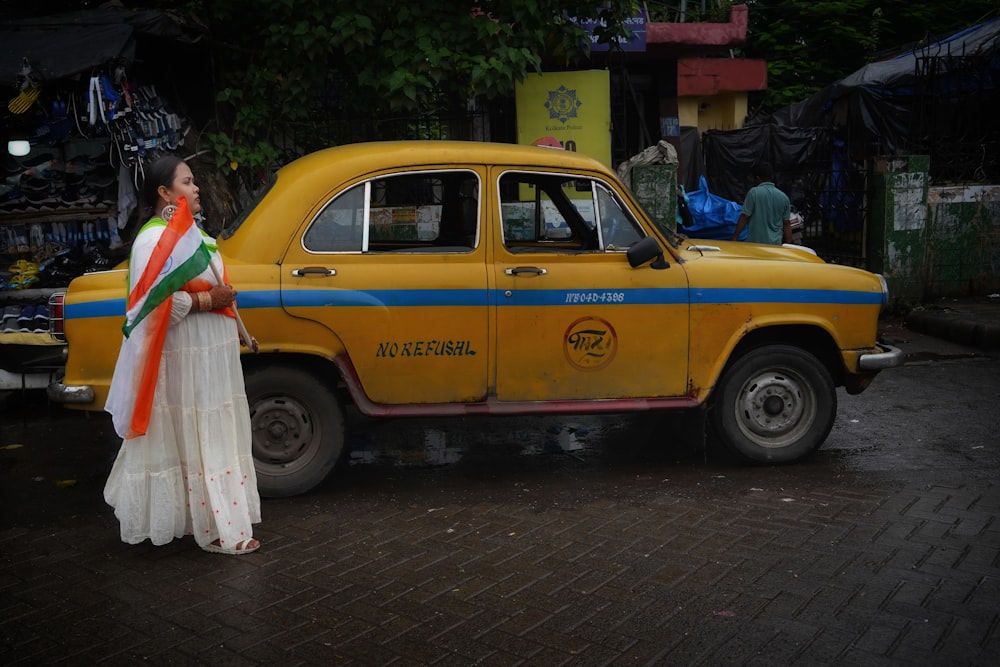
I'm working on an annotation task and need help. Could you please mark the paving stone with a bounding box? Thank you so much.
[3,389,1000,665]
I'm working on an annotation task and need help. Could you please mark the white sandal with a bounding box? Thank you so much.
[202,538,260,555]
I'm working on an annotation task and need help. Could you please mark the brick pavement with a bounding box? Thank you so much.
[2,354,999,665]
[2,444,997,665]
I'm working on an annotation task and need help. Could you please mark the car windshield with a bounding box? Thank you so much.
[645,211,683,248]
[220,172,277,240]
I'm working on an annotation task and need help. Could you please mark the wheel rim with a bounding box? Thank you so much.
[734,367,816,448]
[250,395,319,473]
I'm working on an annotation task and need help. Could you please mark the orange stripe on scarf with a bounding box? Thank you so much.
[126,297,171,439]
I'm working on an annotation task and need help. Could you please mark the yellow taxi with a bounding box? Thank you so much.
[49,141,902,496]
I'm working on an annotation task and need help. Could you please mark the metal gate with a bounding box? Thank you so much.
[911,52,1000,184]
[792,155,870,269]
[702,126,872,269]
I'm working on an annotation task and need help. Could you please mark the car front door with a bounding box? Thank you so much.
[492,169,690,402]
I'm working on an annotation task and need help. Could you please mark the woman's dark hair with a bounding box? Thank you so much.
[142,155,185,210]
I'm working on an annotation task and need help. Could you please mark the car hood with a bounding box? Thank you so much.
[678,239,826,264]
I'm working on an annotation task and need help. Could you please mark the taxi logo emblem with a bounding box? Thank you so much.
[564,317,617,370]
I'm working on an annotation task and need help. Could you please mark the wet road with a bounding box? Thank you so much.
[1,326,998,665]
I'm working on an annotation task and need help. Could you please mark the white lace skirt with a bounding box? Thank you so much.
[104,311,261,548]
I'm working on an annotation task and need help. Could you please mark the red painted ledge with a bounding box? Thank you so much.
[647,3,748,48]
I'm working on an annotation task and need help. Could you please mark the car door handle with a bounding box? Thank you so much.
[291,267,337,277]
[505,266,547,276]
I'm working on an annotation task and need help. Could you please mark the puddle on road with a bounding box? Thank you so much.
[346,422,595,467]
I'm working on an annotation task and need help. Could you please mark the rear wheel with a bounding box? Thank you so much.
[708,345,836,463]
[244,366,344,497]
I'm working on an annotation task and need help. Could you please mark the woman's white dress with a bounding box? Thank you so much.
[104,224,261,548]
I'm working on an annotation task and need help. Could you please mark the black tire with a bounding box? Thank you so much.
[244,365,344,497]
[708,345,836,463]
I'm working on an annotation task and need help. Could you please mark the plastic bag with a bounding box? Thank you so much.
[684,175,746,241]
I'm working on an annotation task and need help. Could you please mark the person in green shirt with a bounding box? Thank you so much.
[731,162,792,245]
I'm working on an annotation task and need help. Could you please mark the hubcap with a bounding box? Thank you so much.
[735,369,814,447]
[250,397,315,466]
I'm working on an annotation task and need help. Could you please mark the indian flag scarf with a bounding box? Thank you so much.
[123,197,212,337]
[110,196,231,439]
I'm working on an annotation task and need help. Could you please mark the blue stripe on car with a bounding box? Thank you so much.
[691,288,882,305]
[65,287,882,320]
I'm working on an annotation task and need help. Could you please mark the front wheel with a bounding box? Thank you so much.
[708,345,836,463]
[244,365,345,497]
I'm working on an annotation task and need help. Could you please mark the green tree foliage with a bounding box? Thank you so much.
[645,0,733,23]
[175,0,639,180]
[741,0,999,113]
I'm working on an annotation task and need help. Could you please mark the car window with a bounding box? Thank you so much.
[303,181,367,251]
[499,172,643,252]
[304,170,479,253]
[595,183,644,250]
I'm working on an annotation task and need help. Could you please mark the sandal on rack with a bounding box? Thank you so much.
[202,538,260,555]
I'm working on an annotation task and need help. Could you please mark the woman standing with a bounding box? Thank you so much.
[104,155,261,555]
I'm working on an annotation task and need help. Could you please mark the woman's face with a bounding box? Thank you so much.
[162,162,201,214]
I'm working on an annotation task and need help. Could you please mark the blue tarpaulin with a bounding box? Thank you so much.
[682,175,746,241]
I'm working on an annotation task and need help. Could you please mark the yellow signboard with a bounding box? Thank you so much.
[515,70,612,168]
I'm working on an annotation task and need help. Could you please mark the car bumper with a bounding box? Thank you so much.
[858,343,904,371]
[47,381,95,404]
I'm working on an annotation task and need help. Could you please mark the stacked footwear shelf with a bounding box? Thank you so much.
[1,141,126,389]
[0,286,66,391]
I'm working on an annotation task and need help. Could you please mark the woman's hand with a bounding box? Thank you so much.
[207,284,237,310]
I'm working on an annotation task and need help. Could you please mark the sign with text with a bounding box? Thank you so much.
[515,70,612,168]
[578,10,647,52]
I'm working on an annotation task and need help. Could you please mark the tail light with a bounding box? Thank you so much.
[48,292,66,342]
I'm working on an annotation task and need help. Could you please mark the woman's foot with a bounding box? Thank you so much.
[202,538,260,555]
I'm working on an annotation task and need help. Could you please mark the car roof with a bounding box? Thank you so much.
[279,140,611,181]
[221,140,617,264]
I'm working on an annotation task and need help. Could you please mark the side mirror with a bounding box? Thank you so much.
[626,236,670,269]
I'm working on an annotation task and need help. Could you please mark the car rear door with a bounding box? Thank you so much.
[280,168,490,405]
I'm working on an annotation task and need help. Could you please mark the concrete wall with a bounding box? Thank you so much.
[677,92,748,132]
[870,156,1000,302]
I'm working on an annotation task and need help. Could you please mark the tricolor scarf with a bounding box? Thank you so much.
[120,197,234,439]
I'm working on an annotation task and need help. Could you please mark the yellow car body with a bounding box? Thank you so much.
[51,141,901,496]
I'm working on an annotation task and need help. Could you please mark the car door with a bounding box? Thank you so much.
[280,168,489,405]
[492,168,690,401]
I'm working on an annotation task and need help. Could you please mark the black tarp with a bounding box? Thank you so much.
[703,125,833,207]
[0,8,205,87]
[758,16,1000,156]
[699,15,1000,220]
[678,125,703,193]
[834,17,1000,94]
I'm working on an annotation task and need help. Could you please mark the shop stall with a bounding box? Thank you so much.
[1,7,207,391]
